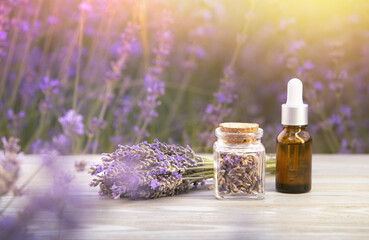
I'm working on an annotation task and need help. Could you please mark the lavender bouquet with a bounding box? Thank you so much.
[89,139,213,199]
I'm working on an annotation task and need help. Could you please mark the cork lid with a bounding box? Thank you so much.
[219,122,259,133]
[216,122,262,144]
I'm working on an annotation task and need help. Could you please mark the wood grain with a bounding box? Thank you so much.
[1,154,369,240]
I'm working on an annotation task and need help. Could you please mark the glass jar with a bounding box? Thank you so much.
[213,123,265,200]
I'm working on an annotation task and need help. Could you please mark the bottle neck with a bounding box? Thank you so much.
[282,125,307,131]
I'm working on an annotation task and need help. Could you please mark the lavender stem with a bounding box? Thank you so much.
[72,6,86,111]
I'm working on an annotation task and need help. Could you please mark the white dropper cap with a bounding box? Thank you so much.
[281,78,308,126]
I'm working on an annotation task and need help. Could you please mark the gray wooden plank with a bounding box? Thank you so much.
[1,154,369,240]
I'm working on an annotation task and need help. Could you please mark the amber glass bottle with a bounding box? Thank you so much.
[276,78,312,193]
[276,125,312,193]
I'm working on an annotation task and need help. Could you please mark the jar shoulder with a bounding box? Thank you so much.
[214,141,265,152]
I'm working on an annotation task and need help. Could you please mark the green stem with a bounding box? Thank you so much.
[229,1,255,69]
[58,30,79,85]
[185,170,214,178]
[162,64,193,136]
[23,113,46,153]
[73,8,86,111]
[185,165,213,171]
[201,157,213,163]
[182,175,213,181]
[39,1,59,76]
[139,0,149,70]
[83,136,93,154]
[195,162,213,165]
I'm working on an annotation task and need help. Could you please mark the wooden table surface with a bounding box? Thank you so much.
[2,154,369,240]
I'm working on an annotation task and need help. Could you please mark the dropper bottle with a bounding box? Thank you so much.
[276,78,312,193]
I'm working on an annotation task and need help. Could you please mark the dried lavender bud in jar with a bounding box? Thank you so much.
[217,152,262,195]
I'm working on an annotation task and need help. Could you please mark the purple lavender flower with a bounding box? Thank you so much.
[40,148,59,166]
[47,15,59,25]
[106,23,139,83]
[87,117,107,137]
[6,109,26,137]
[98,22,139,106]
[289,40,306,52]
[89,139,212,200]
[0,137,21,196]
[51,134,71,155]
[339,138,350,154]
[112,95,133,138]
[0,1,13,57]
[79,1,92,12]
[109,136,124,147]
[134,10,174,142]
[30,139,43,154]
[303,60,315,70]
[40,76,59,95]
[314,81,324,91]
[150,179,160,190]
[58,109,84,137]
[38,76,59,113]
[201,66,237,147]
[0,165,79,239]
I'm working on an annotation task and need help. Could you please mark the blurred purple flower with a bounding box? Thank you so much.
[109,136,124,146]
[7,109,26,137]
[7,109,25,120]
[314,81,324,91]
[339,138,350,154]
[279,18,295,30]
[79,1,92,12]
[113,95,133,135]
[326,70,333,80]
[38,99,53,113]
[133,126,150,140]
[30,139,43,154]
[105,22,139,83]
[328,114,343,126]
[47,15,59,25]
[187,44,206,59]
[289,40,306,52]
[0,137,21,196]
[303,60,315,70]
[0,162,79,239]
[0,31,7,41]
[341,105,352,118]
[51,134,71,155]
[58,109,84,136]
[38,76,59,113]
[134,10,174,141]
[201,66,237,147]
[0,1,13,56]
[87,117,107,137]
[40,76,59,95]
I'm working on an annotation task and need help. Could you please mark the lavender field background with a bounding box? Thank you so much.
[1,0,369,238]
[1,0,369,155]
